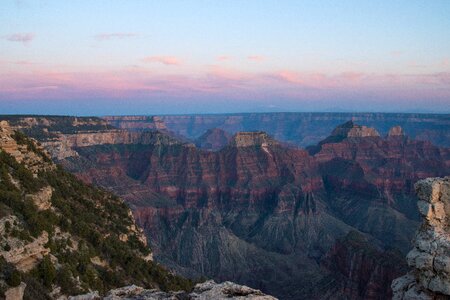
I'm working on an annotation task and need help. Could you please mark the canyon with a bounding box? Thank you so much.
[2,113,449,299]
[104,113,450,148]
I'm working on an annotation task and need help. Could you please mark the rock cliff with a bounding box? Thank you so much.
[321,231,407,299]
[33,119,448,299]
[389,126,406,137]
[329,120,380,138]
[392,177,450,299]
[70,280,276,299]
[230,131,277,147]
[3,116,450,299]
[101,113,450,147]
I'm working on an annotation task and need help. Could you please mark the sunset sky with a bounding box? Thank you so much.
[1,0,449,115]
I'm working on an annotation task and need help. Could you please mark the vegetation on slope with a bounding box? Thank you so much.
[0,130,193,299]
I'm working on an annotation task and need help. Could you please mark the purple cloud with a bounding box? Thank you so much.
[4,33,35,44]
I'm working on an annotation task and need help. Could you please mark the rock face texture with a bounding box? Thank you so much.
[329,120,380,138]
[392,177,450,299]
[0,223,50,272]
[0,120,54,173]
[3,116,450,299]
[30,120,447,298]
[71,281,276,300]
[4,282,26,300]
[321,231,407,299]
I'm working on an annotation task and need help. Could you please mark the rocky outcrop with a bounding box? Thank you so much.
[392,177,450,299]
[230,131,277,148]
[101,113,450,147]
[0,120,54,173]
[71,281,277,299]
[43,130,187,160]
[26,185,53,210]
[389,126,405,137]
[330,120,380,138]
[103,116,167,131]
[5,282,26,300]
[0,216,50,272]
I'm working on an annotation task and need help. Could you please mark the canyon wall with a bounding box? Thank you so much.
[392,177,450,299]
[3,115,449,299]
[104,113,450,147]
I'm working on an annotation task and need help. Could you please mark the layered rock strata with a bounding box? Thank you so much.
[392,177,450,299]
[52,121,449,299]
[101,113,450,147]
[3,116,450,299]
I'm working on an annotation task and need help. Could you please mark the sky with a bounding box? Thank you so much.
[0,0,449,115]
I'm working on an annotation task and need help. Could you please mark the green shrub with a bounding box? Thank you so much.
[6,270,21,287]
[37,256,56,288]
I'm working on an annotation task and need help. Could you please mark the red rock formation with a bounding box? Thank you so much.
[322,231,407,300]
[102,113,450,147]
[4,116,450,300]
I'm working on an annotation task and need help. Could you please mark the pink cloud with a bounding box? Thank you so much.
[3,33,35,44]
[247,55,265,62]
[275,71,304,84]
[207,66,251,81]
[217,55,231,61]
[142,56,182,66]
[14,60,35,65]
[94,33,138,41]
[338,72,365,82]
[0,67,449,104]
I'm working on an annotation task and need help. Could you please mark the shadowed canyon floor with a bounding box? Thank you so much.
[2,113,450,299]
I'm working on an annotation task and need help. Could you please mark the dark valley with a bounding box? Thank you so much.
[2,113,449,299]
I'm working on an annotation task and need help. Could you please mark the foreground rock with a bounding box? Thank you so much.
[392,177,450,299]
[4,282,26,300]
[70,281,277,300]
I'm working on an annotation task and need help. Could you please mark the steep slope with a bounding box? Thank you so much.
[0,121,192,299]
[392,177,450,299]
[3,116,449,299]
[61,131,347,299]
[195,128,232,151]
[311,122,450,254]
[321,231,407,299]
